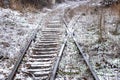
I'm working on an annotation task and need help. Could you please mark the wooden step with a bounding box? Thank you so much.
[29,64,51,69]
[30,54,56,58]
[34,71,50,77]
[36,43,58,46]
[27,68,51,72]
[32,48,58,52]
[33,51,57,55]
[26,61,52,65]
[29,58,54,62]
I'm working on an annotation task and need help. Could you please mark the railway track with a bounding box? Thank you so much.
[6,11,100,80]
[50,18,100,80]
[25,17,65,80]
[7,13,65,80]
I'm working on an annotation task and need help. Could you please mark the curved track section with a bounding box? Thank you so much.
[50,18,100,80]
[7,5,100,80]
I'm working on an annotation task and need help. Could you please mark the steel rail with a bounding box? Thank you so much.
[50,37,67,80]
[7,30,38,80]
[7,19,43,80]
[49,16,100,80]
[73,37,100,80]
[62,18,100,80]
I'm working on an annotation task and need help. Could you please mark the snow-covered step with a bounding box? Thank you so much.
[36,43,58,46]
[33,50,58,54]
[42,31,61,34]
[43,35,61,38]
[36,42,58,46]
[41,36,59,39]
[41,32,60,35]
[47,25,61,28]
[42,33,59,35]
[40,38,57,41]
[33,52,57,55]
[32,48,58,52]
[42,33,59,36]
[31,54,57,57]
[29,58,54,62]
[44,28,62,31]
[29,64,51,69]
[32,47,58,50]
[40,38,58,41]
[42,29,60,32]
[34,71,50,77]
[26,61,52,65]
[41,36,59,40]
[42,34,59,36]
[43,33,62,35]
[30,54,56,58]
[34,76,48,80]
[27,68,51,72]
[37,40,57,43]
[48,21,60,23]
[47,23,61,25]
[47,26,61,29]
[42,30,60,33]
[34,44,58,48]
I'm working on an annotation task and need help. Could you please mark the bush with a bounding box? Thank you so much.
[100,0,120,7]
[0,0,51,10]
[0,0,3,7]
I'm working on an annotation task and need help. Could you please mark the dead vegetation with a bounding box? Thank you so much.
[0,0,65,11]
[0,0,52,11]
[111,4,120,35]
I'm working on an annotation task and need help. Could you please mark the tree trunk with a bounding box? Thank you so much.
[3,0,10,8]
[0,0,4,7]
[98,8,103,43]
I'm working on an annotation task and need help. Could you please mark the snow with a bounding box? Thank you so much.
[0,7,45,79]
[0,0,120,79]
[0,8,42,58]
[71,3,120,80]
[54,1,120,79]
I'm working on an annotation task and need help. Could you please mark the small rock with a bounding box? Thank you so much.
[17,31,25,36]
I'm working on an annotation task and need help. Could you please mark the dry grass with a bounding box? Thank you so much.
[0,0,50,11]
[10,0,41,11]
[9,0,22,10]
[110,3,120,13]
[0,0,3,7]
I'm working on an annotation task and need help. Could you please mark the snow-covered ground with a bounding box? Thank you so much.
[0,1,89,79]
[0,0,120,80]
[54,1,120,79]
[0,8,45,79]
[71,4,120,80]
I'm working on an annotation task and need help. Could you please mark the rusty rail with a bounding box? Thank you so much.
[50,38,67,80]
[62,18,100,80]
[7,19,42,80]
[7,29,38,80]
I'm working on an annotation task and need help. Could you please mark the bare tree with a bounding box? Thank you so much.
[113,3,120,35]
[3,0,10,8]
[98,7,105,43]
